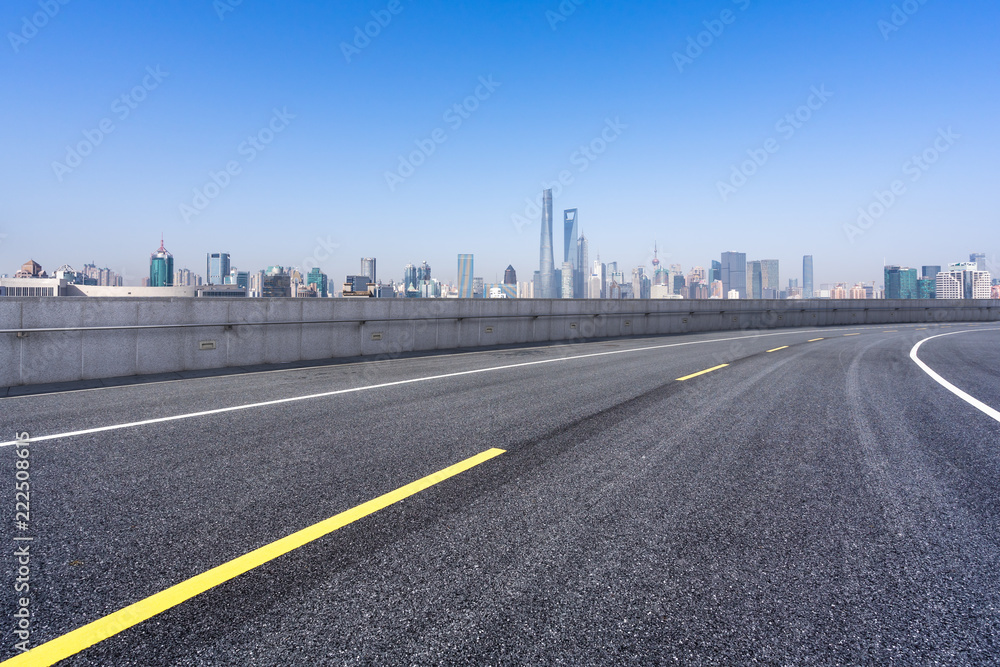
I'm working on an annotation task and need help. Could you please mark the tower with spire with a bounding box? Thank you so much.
[149,235,174,287]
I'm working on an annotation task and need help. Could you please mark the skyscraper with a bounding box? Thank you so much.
[207,252,231,285]
[590,258,606,299]
[576,234,588,298]
[761,260,779,294]
[149,237,174,287]
[709,260,722,285]
[504,265,517,285]
[306,268,328,297]
[564,210,578,265]
[361,258,377,284]
[803,255,814,299]
[632,267,648,300]
[417,261,431,283]
[563,209,579,298]
[538,190,555,298]
[747,261,762,299]
[403,264,418,296]
[457,254,474,298]
[884,266,918,299]
[970,253,987,272]
[937,262,991,299]
[721,252,747,299]
[922,265,942,280]
[561,262,574,298]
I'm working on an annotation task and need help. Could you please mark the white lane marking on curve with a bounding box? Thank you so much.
[910,328,1000,424]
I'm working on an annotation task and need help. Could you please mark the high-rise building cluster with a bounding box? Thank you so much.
[2,212,995,303]
[884,255,993,300]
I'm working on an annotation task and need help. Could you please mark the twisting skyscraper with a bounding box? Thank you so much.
[538,189,555,298]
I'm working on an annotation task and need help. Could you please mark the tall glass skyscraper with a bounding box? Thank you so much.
[457,254,474,298]
[747,261,763,299]
[576,234,588,298]
[884,266,918,299]
[417,261,431,283]
[721,251,746,299]
[403,264,418,296]
[761,259,779,294]
[207,252,230,285]
[563,209,578,297]
[538,189,555,298]
[149,238,174,287]
[306,268,328,297]
[361,258,377,283]
[970,253,987,272]
[803,255,814,299]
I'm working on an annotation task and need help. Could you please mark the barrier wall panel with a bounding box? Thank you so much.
[1,298,998,388]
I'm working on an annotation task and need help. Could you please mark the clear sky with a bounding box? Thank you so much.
[1,0,997,287]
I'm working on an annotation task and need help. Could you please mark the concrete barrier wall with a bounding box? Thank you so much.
[1,297,998,388]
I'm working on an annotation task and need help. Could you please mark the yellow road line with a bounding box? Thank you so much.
[808,338,825,342]
[676,364,729,381]
[916,328,927,331]
[843,333,861,337]
[885,330,898,333]
[767,346,789,353]
[0,448,506,667]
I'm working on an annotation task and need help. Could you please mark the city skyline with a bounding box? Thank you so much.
[7,226,991,294]
[2,2,997,288]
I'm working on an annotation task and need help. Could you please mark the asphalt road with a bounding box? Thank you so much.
[2,322,999,665]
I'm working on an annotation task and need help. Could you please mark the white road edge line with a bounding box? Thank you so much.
[0,325,926,447]
[910,328,1000,424]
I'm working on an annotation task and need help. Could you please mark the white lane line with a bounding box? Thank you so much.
[910,328,1000,424]
[0,327,848,447]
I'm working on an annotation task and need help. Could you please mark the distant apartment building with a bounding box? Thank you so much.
[936,263,991,299]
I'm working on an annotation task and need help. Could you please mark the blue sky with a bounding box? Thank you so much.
[1,0,997,287]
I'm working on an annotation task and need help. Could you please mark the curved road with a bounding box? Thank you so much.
[2,322,999,665]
